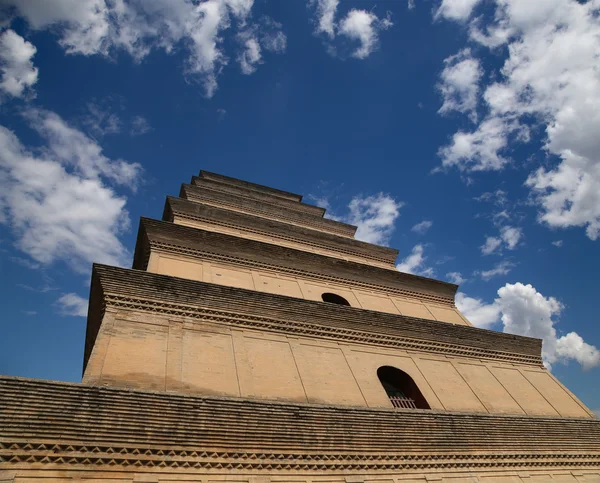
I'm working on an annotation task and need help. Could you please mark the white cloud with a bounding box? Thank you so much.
[56,293,88,317]
[3,0,285,98]
[435,0,482,21]
[338,9,392,59]
[500,225,522,249]
[238,32,262,74]
[457,282,600,370]
[480,236,502,255]
[437,118,511,172]
[480,225,522,254]
[0,108,138,273]
[552,240,563,247]
[396,244,435,277]
[456,291,500,329]
[477,259,515,281]
[437,48,482,122]
[498,283,599,370]
[309,1,392,59]
[312,0,339,38]
[411,220,432,235]
[346,193,402,245]
[446,271,466,284]
[0,29,38,99]
[437,0,600,240]
[130,115,152,136]
[24,108,141,186]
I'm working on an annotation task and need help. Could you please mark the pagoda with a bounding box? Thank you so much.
[1,170,599,483]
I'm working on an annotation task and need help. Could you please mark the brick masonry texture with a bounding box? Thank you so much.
[163,196,399,265]
[133,218,457,302]
[181,184,358,237]
[191,177,327,217]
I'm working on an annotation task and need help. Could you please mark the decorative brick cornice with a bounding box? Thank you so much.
[181,184,357,237]
[134,218,457,304]
[90,265,543,367]
[1,377,599,475]
[199,170,303,202]
[192,177,326,217]
[3,440,599,474]
[164,196,398,266]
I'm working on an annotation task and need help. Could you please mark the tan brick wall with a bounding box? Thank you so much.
[5,469,600,482]
[146,252,471,326]
[82,309,593,418]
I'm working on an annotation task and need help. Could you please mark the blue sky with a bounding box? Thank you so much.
[0,0,599,414]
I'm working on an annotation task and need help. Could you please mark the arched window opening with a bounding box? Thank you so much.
[377,366,430,410]
[321,293,350,306]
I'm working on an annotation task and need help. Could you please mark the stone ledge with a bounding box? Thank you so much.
[181,184,357,238]
[85,264,542,373]
[133,217,457,303]
[191,177,326,217]
[1,376,599,454]
[199,170,303,202]
[163,196,398,265]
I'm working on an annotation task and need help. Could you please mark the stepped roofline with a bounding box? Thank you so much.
[191,176,326,217]
[199,170,304,202]
[133,217,458,304]
[4,376,598,460]
[163,196,399,266]
[85,264,542,374]
[181,183,358,237]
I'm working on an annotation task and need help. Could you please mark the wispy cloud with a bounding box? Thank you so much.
[411,220,432,235]
[56,293,88,317]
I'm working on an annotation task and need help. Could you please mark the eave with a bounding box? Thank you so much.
[163,195,399,266]
[2,376,599,474]
[199,169,304,202]
[191,176,326,217]
[133,218,457,304]
[85,264,543,373]
[180,184,357,238]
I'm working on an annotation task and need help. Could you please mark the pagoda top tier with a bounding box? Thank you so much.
[199,170,304,202]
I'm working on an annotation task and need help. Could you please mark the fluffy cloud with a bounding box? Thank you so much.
[0,29,38,98]
[2,0,285,97]
[437,0,600,240]
[446,271,466,284]
[310,0,392,58]
[56,293,89,317]
[312,0,339,38]
[435,0,481,21]
[457,282,600,370]
[411,220,432,235]
[338,9,392,59]
[437,48,482,121]
[396,244,434,277]
[346,193,402,245]
[455,291,500,329]
[0,108,139,273]
[480,225,522,254]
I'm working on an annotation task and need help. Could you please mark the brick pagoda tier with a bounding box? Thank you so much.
[2,170,600,482]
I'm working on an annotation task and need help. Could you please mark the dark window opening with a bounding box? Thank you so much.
[377,366,430,409]
[321,293,350,306]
